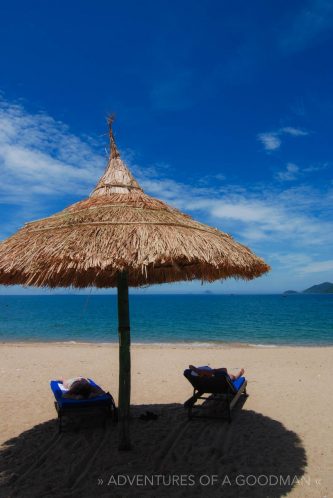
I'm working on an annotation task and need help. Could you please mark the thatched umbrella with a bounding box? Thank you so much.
[0,117,270,449]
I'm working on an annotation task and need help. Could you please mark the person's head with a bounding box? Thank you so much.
[68,379,92,398]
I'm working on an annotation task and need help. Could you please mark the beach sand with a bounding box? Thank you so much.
[0,342,332,497]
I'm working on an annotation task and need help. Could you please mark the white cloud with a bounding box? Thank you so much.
[209,201,277,223]
[304,162,328,172]
[275,163,299,181]
[299,259,333,274]
[281,127,309,136]
[270,252,313,268]
[133,163,333,251]
[0,99,105,204]
[1,97,332,286]
[258,126,308,152]
[257,132,281,151]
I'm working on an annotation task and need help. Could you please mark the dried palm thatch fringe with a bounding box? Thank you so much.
[0,119,270,288]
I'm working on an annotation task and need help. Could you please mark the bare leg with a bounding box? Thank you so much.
[229,368,245,381]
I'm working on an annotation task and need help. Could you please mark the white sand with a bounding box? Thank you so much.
[0,342,332,497]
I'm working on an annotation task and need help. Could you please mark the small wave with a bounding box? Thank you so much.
[248,343,278,348]
[131,341,249,348]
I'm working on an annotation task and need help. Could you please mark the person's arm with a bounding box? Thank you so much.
[212,368,228,374]
[189,365,214,377]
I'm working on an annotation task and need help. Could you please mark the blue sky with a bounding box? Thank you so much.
[0,0,332,294]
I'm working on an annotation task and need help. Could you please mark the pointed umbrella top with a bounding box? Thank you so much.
[91,116,143,197]
[108,115,120,159]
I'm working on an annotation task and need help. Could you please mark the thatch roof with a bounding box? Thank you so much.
[0,118,270,288]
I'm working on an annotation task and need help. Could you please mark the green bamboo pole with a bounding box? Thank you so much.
[117,270,131,450]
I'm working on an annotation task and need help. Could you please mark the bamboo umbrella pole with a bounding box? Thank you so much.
[0,117,270,450]
[117,270,131,450]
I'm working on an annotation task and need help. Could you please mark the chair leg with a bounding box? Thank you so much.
[184,397,195,420]
[185,390,202,420]
[227,397,232,423]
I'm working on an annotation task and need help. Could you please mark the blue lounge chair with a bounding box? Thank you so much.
[183,368,247,422]
[50,379,117,432]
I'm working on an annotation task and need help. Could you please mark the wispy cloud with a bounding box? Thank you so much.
[299,259,333,274]
[274,162,328,182]
[266,252,333,284]
[257,132,281,151]
[270,252,313,269]
[280,0,333,53]
[257,126,309,151]
[275,163,299,181]
[281,127,308,137]
[134,165,333,251]
[304,162,328,172]
[1,98,332,283]
[0,99,105,206]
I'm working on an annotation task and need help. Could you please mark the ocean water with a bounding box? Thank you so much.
[0,294,332,346]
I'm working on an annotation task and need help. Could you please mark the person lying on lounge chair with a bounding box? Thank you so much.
[189,365,245,381]
[59,377,105,399]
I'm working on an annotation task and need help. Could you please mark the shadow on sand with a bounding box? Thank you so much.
[0,399,307,498]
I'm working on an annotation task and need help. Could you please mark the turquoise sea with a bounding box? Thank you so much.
[0,294,332,346]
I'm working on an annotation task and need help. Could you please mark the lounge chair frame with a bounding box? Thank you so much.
[54,396,118,432]
[183,370,248,422]
[50,380,118,432]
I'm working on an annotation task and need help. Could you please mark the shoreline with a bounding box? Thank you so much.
[1,339,333,348]
[1,292,333,295]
